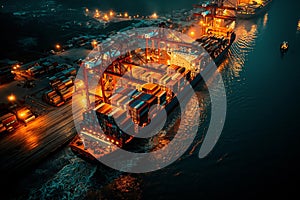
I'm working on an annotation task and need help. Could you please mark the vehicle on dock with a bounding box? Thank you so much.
[16,107,36,124]
[0,113,18,133]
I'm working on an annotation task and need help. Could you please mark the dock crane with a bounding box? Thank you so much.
[193,0,237,27]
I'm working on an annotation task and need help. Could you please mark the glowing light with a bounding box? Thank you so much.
[85,8,89,12]
[95,12,100,18]
[8,94,16,102]
[124,12,128,18]
[111,139,115,143]
[109,11,114,17]
[190,31,195,37]
[94,9,100,18]
[298,19,300,31]
[103,14,109,21]
[263,13,268,27]
[151,12,158,19]
[18,112,26,119]
[116,141,119,145]
[55,44,61,50]
[256,0,263,5]
[91,40,98,47]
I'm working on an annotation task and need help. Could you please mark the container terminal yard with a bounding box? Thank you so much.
[1,0,300,199]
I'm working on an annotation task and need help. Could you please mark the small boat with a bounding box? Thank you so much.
[280,41,289,53]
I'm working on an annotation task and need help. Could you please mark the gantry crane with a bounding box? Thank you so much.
[193,0,237,27]
[79,26,204,110]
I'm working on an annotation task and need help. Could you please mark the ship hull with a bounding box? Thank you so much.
[237,0,272,19]
[70,34,235,164]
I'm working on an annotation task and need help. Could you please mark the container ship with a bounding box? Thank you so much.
[70,2,236,163]
[236,0,272,19]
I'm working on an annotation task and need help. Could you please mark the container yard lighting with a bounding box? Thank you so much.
[95,12,100,18]
[103,14,109,21]
[8,94,16,102]
[151,12,158,19]
[55,44,61,50]
[109,11,114,17]
[91,40,98,48]
[18,112,26,119]
[12,64,20,70]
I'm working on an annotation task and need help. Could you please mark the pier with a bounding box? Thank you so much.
[0,101,77,177]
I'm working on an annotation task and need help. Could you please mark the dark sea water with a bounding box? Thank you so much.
[2,0,300,199]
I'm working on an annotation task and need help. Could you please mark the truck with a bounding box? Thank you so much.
[0,113,18,132]
[16,107,36,124]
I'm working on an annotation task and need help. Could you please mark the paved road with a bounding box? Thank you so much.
[0,96,84,178]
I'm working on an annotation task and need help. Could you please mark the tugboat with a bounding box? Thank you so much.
[280,41,289,54]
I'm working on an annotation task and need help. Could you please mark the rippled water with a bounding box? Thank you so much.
[9,0,300,199]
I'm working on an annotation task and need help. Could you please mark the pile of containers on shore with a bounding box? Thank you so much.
[43,68,76,107]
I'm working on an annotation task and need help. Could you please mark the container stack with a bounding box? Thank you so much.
[155,90,167,106]
[59,87,74,102]
[44,74,75,106]
[27,65,45,77]
[196,35,228,59]
[128,99,149,126]
[81,102,133,146]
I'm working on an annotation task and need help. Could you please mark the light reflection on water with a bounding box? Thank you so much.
[263,13,269,27]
